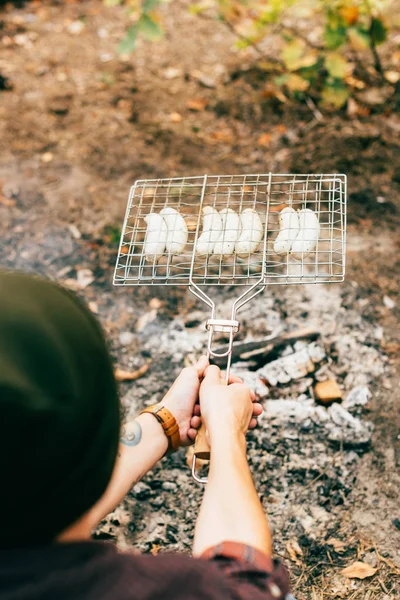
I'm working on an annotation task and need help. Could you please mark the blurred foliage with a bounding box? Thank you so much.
[109,0,399,109]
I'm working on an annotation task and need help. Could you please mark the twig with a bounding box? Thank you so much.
[221,16,285,66]
[196,11,284,67]
[370,40,384,77]
[115,363,150,382]
[281,24,324,51]
[306,96,324,122]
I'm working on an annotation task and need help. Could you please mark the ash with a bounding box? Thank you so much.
[97,281,389,572]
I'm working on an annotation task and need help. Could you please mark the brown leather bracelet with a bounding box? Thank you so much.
[140,404,180,453]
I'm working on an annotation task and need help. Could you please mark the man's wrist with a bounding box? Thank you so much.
[137,413,169,454]
[208,426,246,452]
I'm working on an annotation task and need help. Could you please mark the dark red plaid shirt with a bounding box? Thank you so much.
[0,540,290,600]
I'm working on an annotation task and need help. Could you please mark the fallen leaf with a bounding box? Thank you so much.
[149,297,163,310]
[384,70,400,84]
[115,363,150,382]
[169,112,182,123]
[209,130,233,143]
[187,98,207,111]
[0,196,16,207]
[88,301,98,314]
[150,544,161,556]
[341,561,377,580]
[340,6,359,25]
[186,217,198,231]
[383,295,395,310]
[69,224,81,239]
[286,539,303,564]
[327,538,346,552]
[190,69,216,88]
[41,152,54,163]
[274,124,287,134]
[258,133,272,147]
[163,67,183,80]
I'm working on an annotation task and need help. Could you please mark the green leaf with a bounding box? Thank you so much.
[118,24,139,54]
[370,17,387,45]
[347,27,370,50]
[138,13,164,41]
[235,38,251,50]
[324,25,347,50]
[325,52,348,79]
[321,81,350,108]
[274,74,289,86]
[282,39,318,71]
[189,0,214,15]
[104,0,123,6]
[143,0,161,11]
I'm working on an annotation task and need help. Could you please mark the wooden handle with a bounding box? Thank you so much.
[194,421,210,461]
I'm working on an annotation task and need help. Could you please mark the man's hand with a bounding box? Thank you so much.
[199,365,263,442]
[162,356,209,446]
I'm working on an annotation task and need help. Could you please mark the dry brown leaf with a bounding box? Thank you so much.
[187,98,207,111]
[115,363,150,382]
[209,130,234,144]
[286,539,303,564]
[269,203,289,213]
[169,112,182,123]
[163,67,182,80]
[186,217,198,232]
[258,133,272,147]
[41,152,53,163]
[340,5,359,25]
[0,195,16,207]
[341,561,377,580]
[327,537,346,552]
[149,297,163,310]
[88,301,98,314]
[150,544,161,556]
[384,70,400,84]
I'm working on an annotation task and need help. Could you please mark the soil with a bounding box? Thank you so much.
[1,1,399,598]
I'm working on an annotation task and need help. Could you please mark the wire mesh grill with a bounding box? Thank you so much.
[114,173,346,287]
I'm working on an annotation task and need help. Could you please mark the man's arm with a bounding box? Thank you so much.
[193,366,272,560]
[85,356,211,528]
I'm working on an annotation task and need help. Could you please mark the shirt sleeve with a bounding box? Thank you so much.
[200,541,290,600]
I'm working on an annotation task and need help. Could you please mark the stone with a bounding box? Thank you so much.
[343,386,371,409]
[314,379,342,405]
[119,331,135,346]
[161,481,177,492]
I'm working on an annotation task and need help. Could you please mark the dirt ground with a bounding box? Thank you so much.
[1,1,399,598]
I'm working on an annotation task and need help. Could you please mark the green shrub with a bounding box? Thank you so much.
[110,0,399,108]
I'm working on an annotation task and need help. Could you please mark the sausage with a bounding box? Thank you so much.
[291,208,320,259]
[195,206,223,256]
[213,208,241,257]
[160,207,188,255]
[143,213,168,261]
[235,209,263,257]
[273,207,300,255]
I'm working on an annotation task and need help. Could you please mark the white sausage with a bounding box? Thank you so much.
[235,209,263,256]
[160,207,188,255]
[195,207,223,256]
[291,208,320,259]
[273,207,299,255]
[144,213,167,261]
[213,208,241,256]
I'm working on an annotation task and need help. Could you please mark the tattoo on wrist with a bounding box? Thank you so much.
[120,420,142,447]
